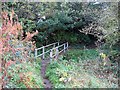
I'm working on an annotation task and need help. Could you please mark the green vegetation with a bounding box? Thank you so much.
[46,49,118,88]
[1,1,119,88]
[5,57,43,88]
[63,49,99,62]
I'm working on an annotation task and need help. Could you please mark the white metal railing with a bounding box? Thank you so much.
[35,42,68,60]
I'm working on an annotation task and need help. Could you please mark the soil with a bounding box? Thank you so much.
[41,59,53,88]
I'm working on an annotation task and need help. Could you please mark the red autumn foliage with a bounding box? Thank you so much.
[24,30,38,41]
[5,60,16,68]
[0,8,38,88]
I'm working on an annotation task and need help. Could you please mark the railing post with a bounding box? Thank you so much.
[55,47,59,60]
[64,44,66,53]
[50,49,53,62]
[53,43,55,48]
[58,42,59,46]
[67,42,68,50]
[42,46,45,59]
[35,49,37,58]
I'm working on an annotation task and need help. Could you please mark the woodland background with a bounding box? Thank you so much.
[0,1,120,88]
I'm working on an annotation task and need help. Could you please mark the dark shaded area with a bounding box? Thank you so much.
[85,34,98,47]
[2,2,103,48]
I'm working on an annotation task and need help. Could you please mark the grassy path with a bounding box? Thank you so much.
[41,59,53,88]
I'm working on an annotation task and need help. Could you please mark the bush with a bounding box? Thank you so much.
[46,56,115,88]
[63,49,99,62]
[0,9,39,88]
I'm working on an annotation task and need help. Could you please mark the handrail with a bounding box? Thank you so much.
[44,42,59,48]
[50,42,67,50]
[57,43,65,48]
[36,47,43,51]
[35,42,68,59]
[36,42,59,51]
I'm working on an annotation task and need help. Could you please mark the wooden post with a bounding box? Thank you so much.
[42,46,45,59]
[64,44,66,53]
[35,49,37,58]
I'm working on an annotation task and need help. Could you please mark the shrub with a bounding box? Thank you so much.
[0,8,39,88]
[63,49,99,62]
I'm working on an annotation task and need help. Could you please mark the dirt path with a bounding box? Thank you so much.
[41,59,52,88]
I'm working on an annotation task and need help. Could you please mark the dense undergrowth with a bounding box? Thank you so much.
[1,2,119,89]
[6,58,43,88]
[63,49,99,62]
[46,49,118,88]
[0,9,43,88]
